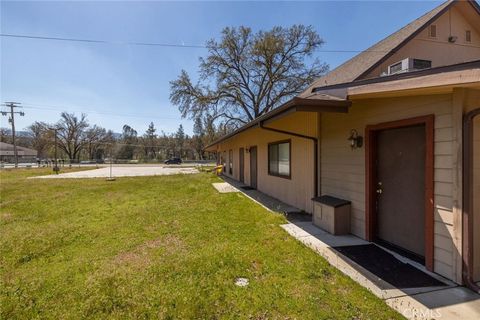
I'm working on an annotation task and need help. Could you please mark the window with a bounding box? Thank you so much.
[413,59,432,70]
[429,25,437,38]
[466,30,471,43]
[229,149,233,175]
[268,140,291,178]
[389,61,403,74]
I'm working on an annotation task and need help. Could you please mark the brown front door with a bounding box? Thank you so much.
[375,124,426,260]
[249,146,257,189]
[239,148,245,183]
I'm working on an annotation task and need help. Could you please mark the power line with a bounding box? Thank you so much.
[19,103,183,121]
[0,33,206,49]
[0,33,390,53]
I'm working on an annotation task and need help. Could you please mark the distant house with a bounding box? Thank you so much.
[0,142,38,163]
[205,0,480,287]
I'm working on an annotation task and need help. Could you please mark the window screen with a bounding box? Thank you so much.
[268,141,290,178]
[389,62,403,74]
[413,59,432,70]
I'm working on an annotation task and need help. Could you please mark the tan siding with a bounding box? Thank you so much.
[434,168,452,183]
[216,112,318,213]
[434,142,453,155]
[435,208,454,226]
[434,260,454,280]
[435,194,453,210]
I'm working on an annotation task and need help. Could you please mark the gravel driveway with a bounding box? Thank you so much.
[33,166,199,179]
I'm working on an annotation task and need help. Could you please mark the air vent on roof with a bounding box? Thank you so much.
[387,58,432,75]
[429,25,437,38]
[466,30,472,43]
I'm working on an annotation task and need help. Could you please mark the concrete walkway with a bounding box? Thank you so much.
[32,166,199,179]
[218,177,480,320]
[212,182,240,193]
[220,176,300,214]
[281,221,480,320]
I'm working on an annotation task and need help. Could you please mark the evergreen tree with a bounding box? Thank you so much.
[175,124,185,158]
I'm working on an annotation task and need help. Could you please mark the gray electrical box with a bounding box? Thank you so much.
[312,195,351,235]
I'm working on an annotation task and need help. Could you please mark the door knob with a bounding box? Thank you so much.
[376,182,383,194]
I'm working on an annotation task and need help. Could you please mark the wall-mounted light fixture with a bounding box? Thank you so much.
[448,35,458,43]
[347,129,363,149]
[246,146,250,153]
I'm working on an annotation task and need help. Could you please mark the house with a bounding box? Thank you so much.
[205,0,480,288]
[0,142,38,163]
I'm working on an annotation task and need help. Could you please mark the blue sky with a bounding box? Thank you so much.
[1,0,444,135]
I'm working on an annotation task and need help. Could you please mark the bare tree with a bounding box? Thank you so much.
[26,121,50,158]
[170,25,328,127]
[0,128,12,144]
[56,112,89,161]
[85,125,108,160]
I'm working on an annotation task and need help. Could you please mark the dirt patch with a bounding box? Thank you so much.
[0,212,13,222]
[112,235,185,268]
[85,235,187,286]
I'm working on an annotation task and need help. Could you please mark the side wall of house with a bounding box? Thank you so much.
[216,112,318,213]
[473,115,480,281]
[363,5,480,79]
[464,89,480,281]
[320,93,459,280]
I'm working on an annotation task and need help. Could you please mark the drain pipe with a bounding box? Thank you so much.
[259,122,319,198]
[462,108,480,294]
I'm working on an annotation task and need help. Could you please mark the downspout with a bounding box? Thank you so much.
[259,122,319,198]
[462,107,480,293]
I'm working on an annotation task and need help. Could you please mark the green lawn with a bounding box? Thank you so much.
[0,168,403,319]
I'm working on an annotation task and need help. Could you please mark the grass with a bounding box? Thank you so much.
[0,168,403,319]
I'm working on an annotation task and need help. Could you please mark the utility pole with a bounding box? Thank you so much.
[1,102,24,168]
[49,127,60,174]
[106,143,115,181]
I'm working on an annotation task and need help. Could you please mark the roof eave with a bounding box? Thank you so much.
[311,59,480,93]
[204,97,351,150]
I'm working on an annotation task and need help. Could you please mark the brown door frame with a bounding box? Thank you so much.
[463,108,480,290]
[239,147,245,183]
[365,115,434,271]
[249,146,258,189]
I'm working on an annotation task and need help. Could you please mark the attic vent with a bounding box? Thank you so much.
[388,58,432,75]
[429,25,437,38]
[413,59,432,70]
[389,62,403,74]
[466,30,471,43]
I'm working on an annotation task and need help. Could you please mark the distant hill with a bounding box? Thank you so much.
[0,128,30,137]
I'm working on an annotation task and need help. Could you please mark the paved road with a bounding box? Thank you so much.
[2,162,214,169]
[32,166,199,179]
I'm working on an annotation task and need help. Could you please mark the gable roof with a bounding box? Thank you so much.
[299,0,480,97]
[205,59,480,150]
